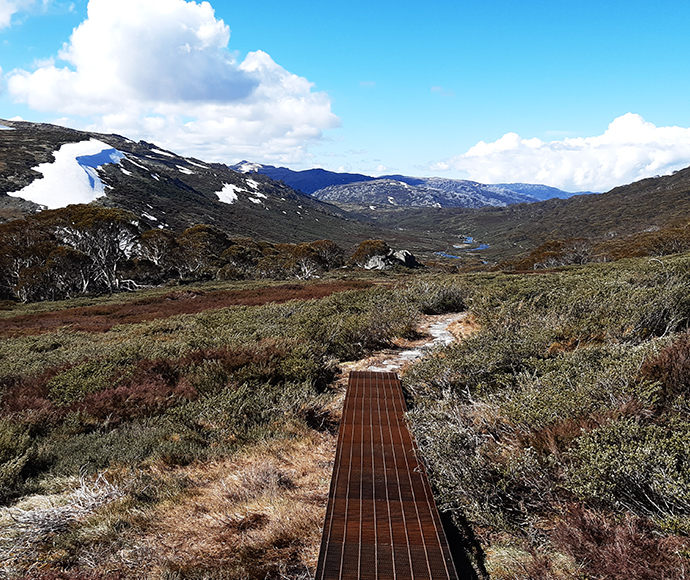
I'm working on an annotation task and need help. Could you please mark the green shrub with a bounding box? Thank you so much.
[498,343,662,430]
[47,360,131,406]
[403,320,553,400]
[567,418,690,516]
[398,278,468,314]
[0,420,38,501]
[350,239,390,267]
[408,401,557,533]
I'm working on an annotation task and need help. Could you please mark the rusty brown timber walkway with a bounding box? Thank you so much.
[316,370,459,580]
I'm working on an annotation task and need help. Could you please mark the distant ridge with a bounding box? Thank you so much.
[230,162,377,195]
[231,161,592,209]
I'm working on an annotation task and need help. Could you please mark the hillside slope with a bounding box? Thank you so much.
[0,119,382,247]
[312,177,536,209]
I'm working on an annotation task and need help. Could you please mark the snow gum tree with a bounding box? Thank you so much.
[176,225,232,279]
[41,206,141,294]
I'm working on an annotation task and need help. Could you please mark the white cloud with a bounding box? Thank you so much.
[0,0,33,28]
[0,0,46,28]
[438,114,690,192]
[431,85,455,97]
[7,0,339,164]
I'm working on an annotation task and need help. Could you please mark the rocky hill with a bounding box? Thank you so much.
[310,177,535,209]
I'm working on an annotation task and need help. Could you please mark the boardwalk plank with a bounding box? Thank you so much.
[315,371,459,580]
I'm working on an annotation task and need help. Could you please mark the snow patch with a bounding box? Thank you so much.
[235,162,263,173]
[366,313,465,373]
[186,160,208,169]
[125,156,148,171]
[150,147,175,157]
[141,212,158,221]
[176,165,194,175]
[120,167,132,176]
[151,174,160,181]
[246,179,260,190]
[249,197,263,205]
[251,191,267,199]
[216,183,244,204]
[0,124,15,131]
[8,140,125,209]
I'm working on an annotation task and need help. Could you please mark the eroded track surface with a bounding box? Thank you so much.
[316,370,459,580]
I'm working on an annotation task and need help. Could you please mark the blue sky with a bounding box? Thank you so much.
[2,0,690,191]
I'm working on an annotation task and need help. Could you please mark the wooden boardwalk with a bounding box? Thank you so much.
[315,370,459,580]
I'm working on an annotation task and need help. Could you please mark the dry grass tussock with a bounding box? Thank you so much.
[116,433,334,579]
[0,474,124,575]
[0,432,335,579]
[446,313,480,341]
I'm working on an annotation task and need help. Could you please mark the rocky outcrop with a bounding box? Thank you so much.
[364,249,421,270]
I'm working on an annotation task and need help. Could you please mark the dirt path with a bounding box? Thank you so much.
[340,311,474,375]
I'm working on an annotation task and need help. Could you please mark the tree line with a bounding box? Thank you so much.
[0,205,368,303]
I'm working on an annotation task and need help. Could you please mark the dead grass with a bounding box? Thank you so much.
[0,432,336,579]
[93,432,336,579]
[485,538,578,580]
[551,505,690,580]
[446,313,480,341]
[0,281,372,337]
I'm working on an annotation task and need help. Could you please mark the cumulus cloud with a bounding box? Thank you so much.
[437,114,690,192]
[7,0,339,163]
